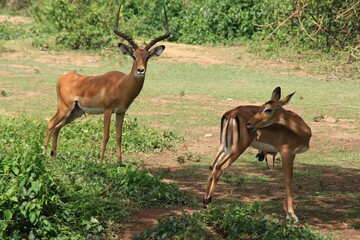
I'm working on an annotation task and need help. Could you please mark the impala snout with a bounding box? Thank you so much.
[246,122,256,131]
[136,67,145,77]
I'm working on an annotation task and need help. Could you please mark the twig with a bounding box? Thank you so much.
[298,17,315,41]
[253,21,279,28]
[256,3,309,47]
[337,1,360,19]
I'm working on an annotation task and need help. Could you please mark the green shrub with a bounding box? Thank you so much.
[29,0,359,51]
[0,118,68,238]
[0,116,188,239]
[0,22,25,40]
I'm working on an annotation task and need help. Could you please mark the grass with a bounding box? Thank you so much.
[1,37,359,239]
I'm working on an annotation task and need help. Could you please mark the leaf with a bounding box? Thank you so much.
[4,209,13,220]
[31,180,41,193]
[90,217,99,224]
[10,196,18,202]
[29,212,36,224]
[11,166,19,175]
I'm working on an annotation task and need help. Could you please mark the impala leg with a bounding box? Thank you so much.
[100,110,112,164]
[265,155,270,169]
[203,151,242,208]
[209,147,224,170]
[281,153,298,222]
[45,109,68,159]
[115,112,125,163]
[51,107,84,160]
[272,155,276,169]
[45,110,65,150]
[204,116,254,207]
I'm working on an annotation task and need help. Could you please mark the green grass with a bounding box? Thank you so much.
[1,38,359,239]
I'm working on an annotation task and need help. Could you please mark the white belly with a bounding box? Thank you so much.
[79,106,104,114]
[250,140,278,152]
[78,105,127,115]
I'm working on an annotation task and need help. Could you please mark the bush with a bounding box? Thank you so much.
[29,0,359,51]
[31,0,184,50]
[0,22,27,40]
[0,116,188,239]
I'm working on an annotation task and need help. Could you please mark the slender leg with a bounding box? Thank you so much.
[281,153,298,222]
[51,107,83,160]
[265,155,270,169]
[100,110,112,164]
[115,112,125,163]
[272,155,276,169]
[45,110,66,151]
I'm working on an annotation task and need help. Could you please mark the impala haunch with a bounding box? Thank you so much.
[44,2,170,164]
[203,87,312,222]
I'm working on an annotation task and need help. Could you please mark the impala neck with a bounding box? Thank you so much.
[278,110,312,139]
[124,62,146,99]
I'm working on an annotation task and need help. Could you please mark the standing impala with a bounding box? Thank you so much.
[44,2,170,164]
[203,87,312,222]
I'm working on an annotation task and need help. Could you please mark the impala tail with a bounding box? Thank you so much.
[203,114,241,208]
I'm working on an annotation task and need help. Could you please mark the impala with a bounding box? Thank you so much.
[203,87,312,222]
[44,2,170,164]
[256,151,277,169]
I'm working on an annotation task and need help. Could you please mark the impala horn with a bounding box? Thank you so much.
[114,1,139,50]
[144,6,170,51]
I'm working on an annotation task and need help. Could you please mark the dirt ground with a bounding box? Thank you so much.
[1,15,359,239]
[120,43,360,239]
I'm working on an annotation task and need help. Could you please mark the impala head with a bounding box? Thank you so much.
[247,87,295,131]
[114,1,170,78]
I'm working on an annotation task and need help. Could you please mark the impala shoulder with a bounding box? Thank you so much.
[106,71,126,78]
[58,72,84,83]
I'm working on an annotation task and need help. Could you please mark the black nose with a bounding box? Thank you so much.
[246,122,255,131]
[137,68,145,73]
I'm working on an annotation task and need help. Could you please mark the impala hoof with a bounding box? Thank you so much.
[202,197,212,208]
[286,212,299,223]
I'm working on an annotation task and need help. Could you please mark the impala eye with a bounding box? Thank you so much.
[264,108,272,114]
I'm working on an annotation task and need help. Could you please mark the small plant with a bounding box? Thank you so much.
[313,114,325,122]
[176,153,202,165]
[176,155,186,165]
[0,90,7,97]
[179,89,185,97]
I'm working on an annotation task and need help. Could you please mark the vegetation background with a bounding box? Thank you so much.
[0,0,359,239]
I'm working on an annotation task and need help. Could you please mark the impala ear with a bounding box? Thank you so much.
[271,87,281,101]
[279,91,295,106]
[149,45,165,59]
[118,43,135,59]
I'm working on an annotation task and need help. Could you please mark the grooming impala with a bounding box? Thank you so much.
[44,2,170,164]
[203,87,312,222]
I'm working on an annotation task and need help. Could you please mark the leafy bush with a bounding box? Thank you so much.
[31,0,184,50]
[0,118,69,238]
[0,116,189,239]
[29,0,359,52]
[0,22,26,40]
[137,203,326,239]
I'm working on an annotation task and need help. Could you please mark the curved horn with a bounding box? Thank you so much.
[114,1,139,50]
[145,6,170,51]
